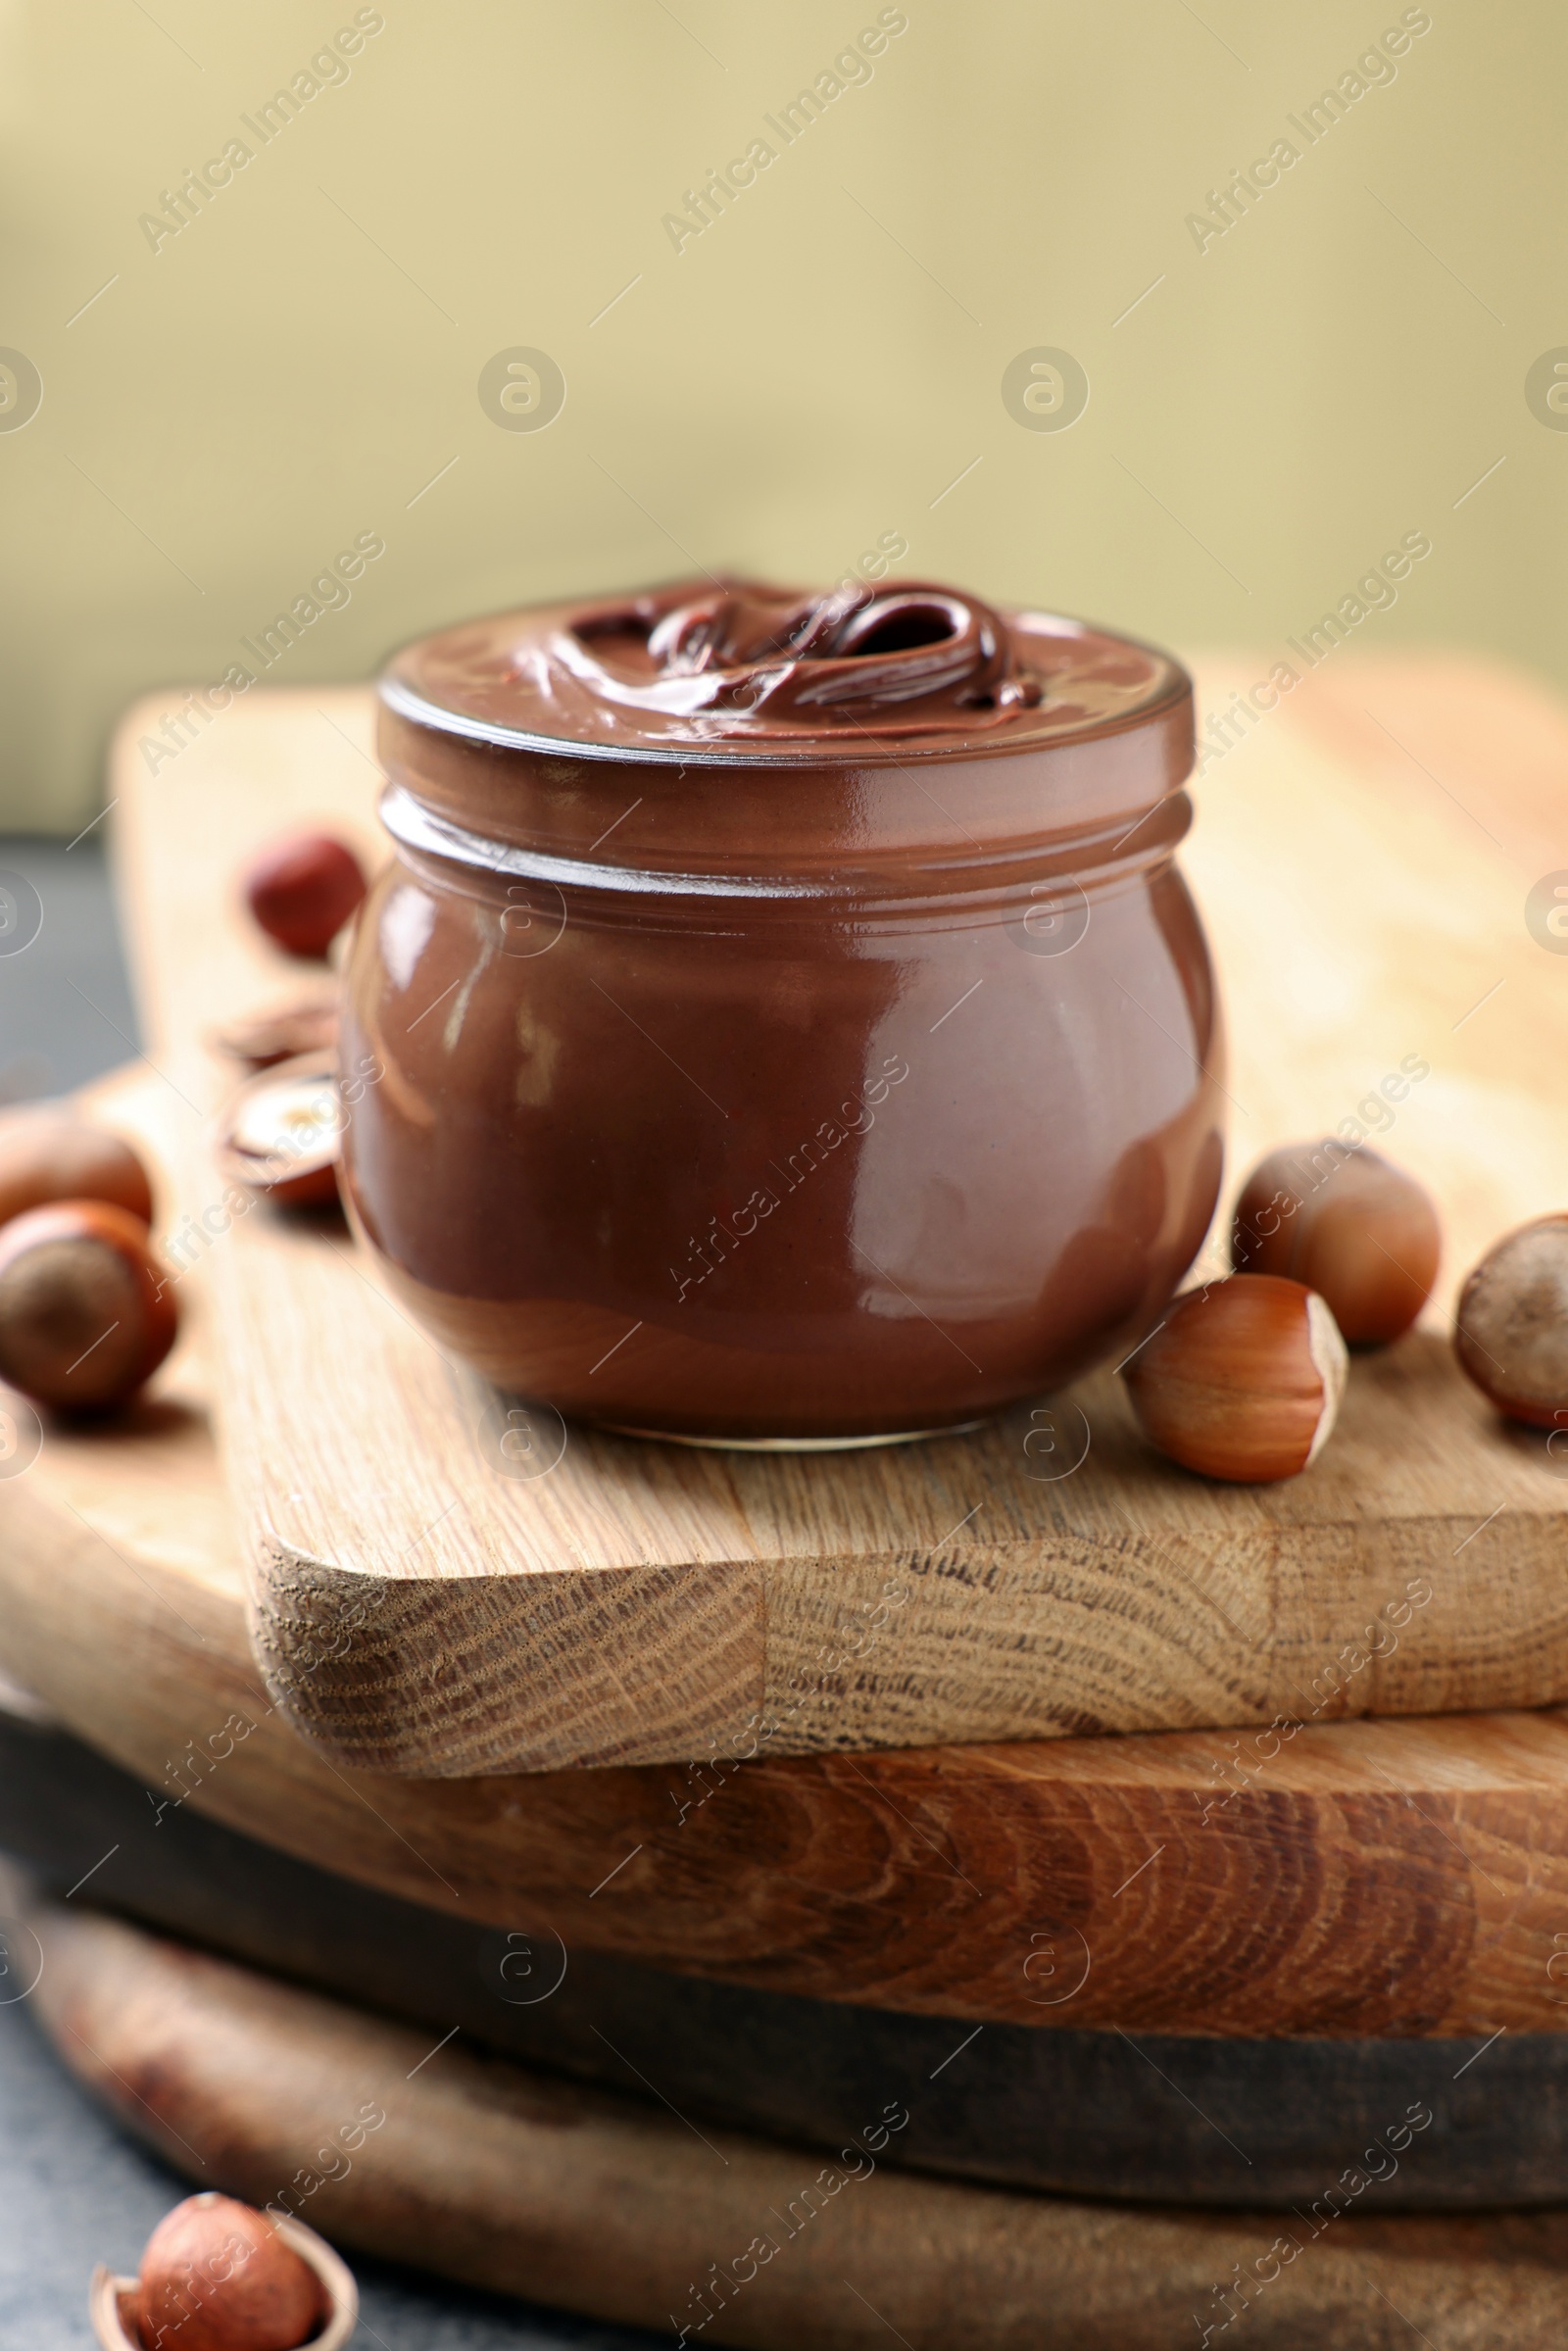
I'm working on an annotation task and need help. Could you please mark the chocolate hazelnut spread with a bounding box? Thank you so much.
[378,577,1176,754]
[341,579,1224,1444]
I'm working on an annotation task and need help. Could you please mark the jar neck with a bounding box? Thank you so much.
[376,675,1196,906]
[379,781,1193,929]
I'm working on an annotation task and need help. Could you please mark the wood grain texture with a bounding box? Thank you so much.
[10,1704,1568,2209]
[26,1894,1568,2351]
[104,658,1568,1775]
[7,1397,1568,2038]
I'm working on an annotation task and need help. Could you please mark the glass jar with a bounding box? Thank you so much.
[339,580,1224,1445]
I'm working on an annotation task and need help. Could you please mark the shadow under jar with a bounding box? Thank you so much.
[340,578,1225,1445]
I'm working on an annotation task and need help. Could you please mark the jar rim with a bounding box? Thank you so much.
[377,606,1191,769]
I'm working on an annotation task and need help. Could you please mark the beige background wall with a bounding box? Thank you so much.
[0,0,1562,830]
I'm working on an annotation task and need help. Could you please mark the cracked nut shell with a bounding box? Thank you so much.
[210,991,339,1072]
[135,2193,324,2351]
[215,1054,341,1209]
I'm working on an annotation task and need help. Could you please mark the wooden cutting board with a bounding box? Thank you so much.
[103,653,1568,1777]
[25,1892,1568,2351]
[11,1699,1568,2209]
[7,1313,1568,2042]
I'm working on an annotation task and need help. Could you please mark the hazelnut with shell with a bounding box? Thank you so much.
[0,1200,177,1411]
[243,834,367,961]
[0,1107,154,1231]
[134,2193,325,2351]
[1453,1214,1568,1428]
[1123,1273,1348,1483]
[1232,1139,1439,1346]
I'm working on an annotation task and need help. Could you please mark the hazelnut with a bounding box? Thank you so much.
[0,1107,153,1231]
[210,992,339,1072]
[1232,1139,1440,1345]
[0,1200,177,1411]
[1454,1214,1568,1428]
[1122,1273,1348,1483]
[243,834,367,960]
[215,1055,341,1209]
[136,2192,323,2351]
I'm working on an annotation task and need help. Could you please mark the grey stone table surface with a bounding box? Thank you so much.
[0,832,658,2346]
[0,836,143,1108]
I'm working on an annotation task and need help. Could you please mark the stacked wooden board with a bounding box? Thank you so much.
[7,1366,1568,2042]
[10,1690,1568,2212]
[4,650,1568,2339]
[92,656,1568,1777]
[16,1885,1568,2351]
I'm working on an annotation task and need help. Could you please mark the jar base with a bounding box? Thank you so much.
[605,1418,992,1453]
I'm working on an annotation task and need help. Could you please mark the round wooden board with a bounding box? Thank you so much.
[6,1317,1568,2042]
[5,1703,1567,2209]
[21,1888,1568,2351]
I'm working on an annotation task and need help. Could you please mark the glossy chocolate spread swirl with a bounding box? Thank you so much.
[382,577,1185,759]
[550,580,1042,738]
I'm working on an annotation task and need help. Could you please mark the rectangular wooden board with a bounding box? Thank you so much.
[107,656,1568,1776]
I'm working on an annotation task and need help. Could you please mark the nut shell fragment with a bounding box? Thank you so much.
[215,1053,342,1209]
